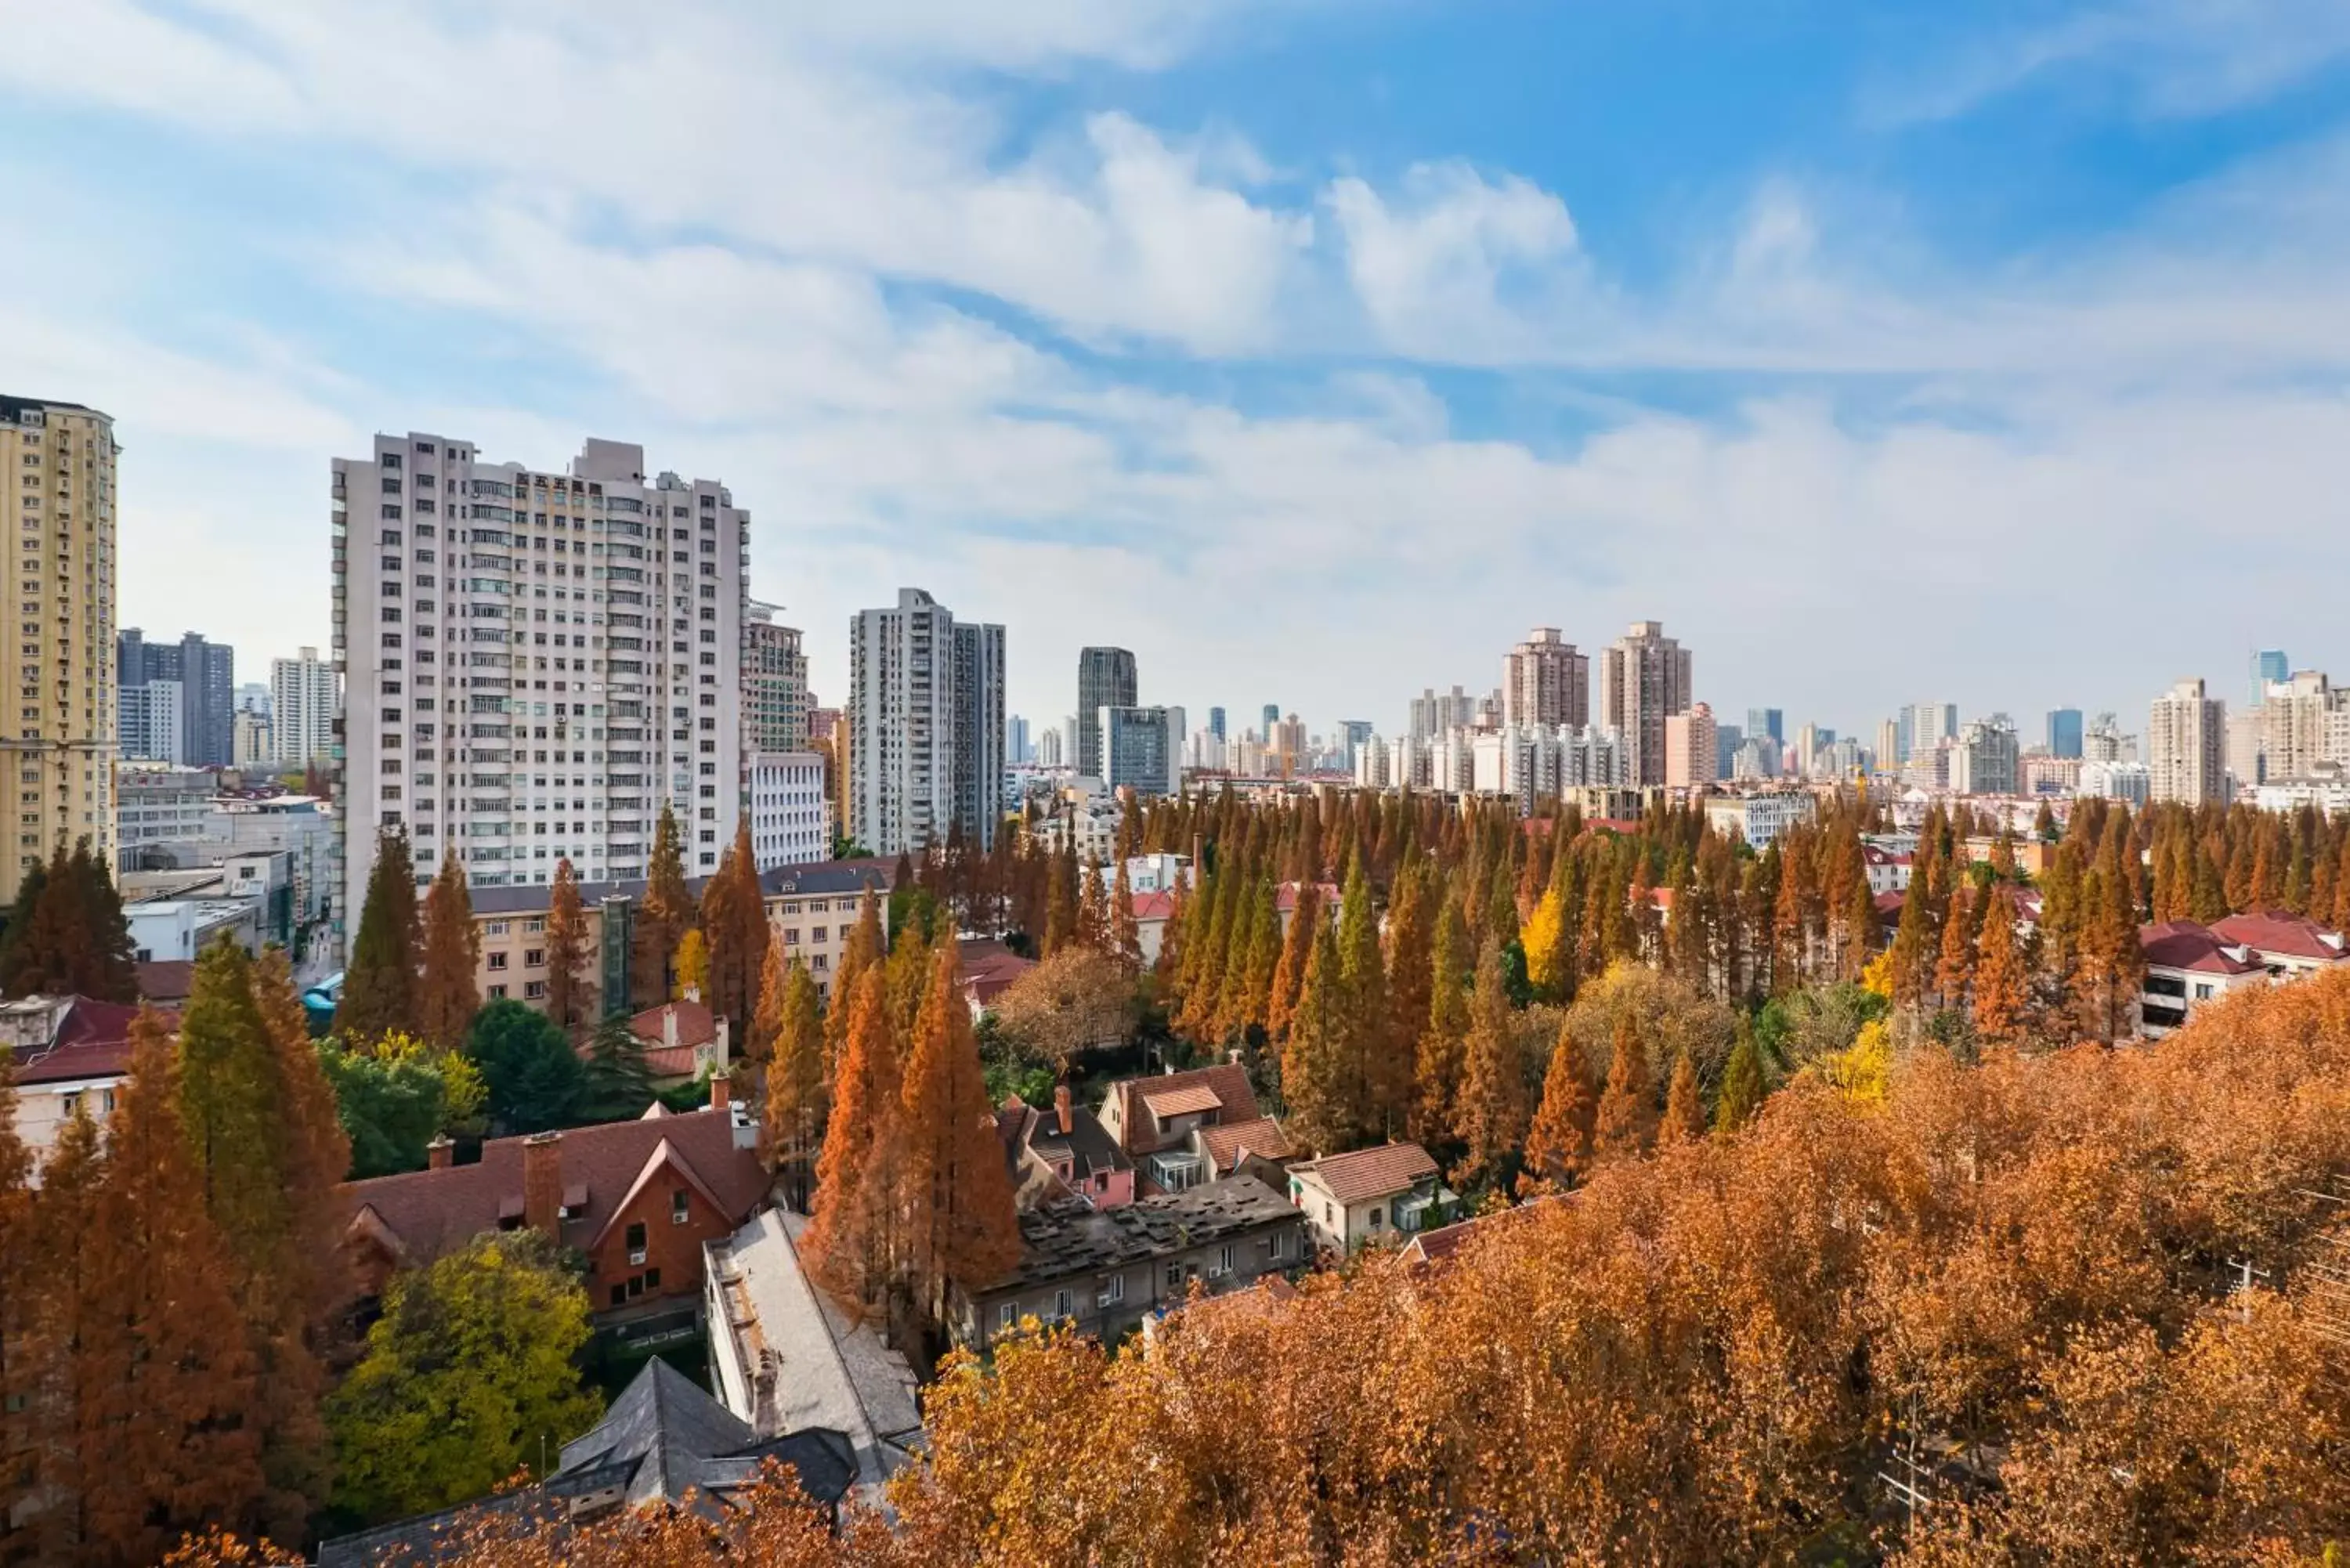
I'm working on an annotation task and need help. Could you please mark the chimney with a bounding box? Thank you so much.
[710,1075,730,1112]
[663,1006,679,1053]
[1054,1083,1072,1135]
[426,1134,454,1170]
[522,1133,563,1237]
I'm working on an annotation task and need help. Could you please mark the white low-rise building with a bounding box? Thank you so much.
[1704,790,1818,850]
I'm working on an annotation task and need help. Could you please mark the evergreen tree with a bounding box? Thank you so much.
[1231,878,1281,1041]
[1715,1019,1766,1134]
[1264,882,1318,1041]
[1413,894,1472,1147]
[466,999,586,1133]
[578,1015,656,1122]
[1519,1023,1596,1194]
[1453,938,1527,1192]
[758,951,826,1210]
[898,945,1022,1329]
[1110,854,1143,974]
[543,856,593,1035]
[1593,1012,1657,1163]
[337,826,421,1043]
[1338,857,1400,1139]
[632,804,692,1008]
[2,841,139,1003]
[1972,892,2031,1044]
[1886,873,1936,1010]
[0,853,47,995]
[417,847,481,1054]
[1383,859,1434,1068]
[82,1013,266,1563]
[1280,921,1349,1155]
[803,969,903,1321]
[1661,1053,1707,1145]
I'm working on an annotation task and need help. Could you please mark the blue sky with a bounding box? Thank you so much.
[5,0,2349,742]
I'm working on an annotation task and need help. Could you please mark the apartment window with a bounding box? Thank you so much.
[671,1189,691,1225]
[524,948,544,967]
[486,952,508,970]
[1216,1244,1235,1276]
[1053,1288,1071,1321]
[488,985,508,999]
[625,1222,648,1265]
[524,980,547,999]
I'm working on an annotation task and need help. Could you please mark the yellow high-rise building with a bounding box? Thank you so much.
[0,396,118,904]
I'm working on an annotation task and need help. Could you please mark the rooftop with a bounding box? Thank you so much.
[1291,1142,1441,1206]
[985,1176,1300,1294]
[2,996,152,1087]
[2138,920,2266,977]
[2207,909,2350,964]
[466,857,896,918]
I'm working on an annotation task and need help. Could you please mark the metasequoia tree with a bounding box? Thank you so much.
[632,805,692,1008]
[417,848,482,1054]
[897,945,1021,1327]
[542,856,593,1034]
[337,826,421,1042]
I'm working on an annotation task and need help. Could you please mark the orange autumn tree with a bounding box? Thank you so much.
[1593,1010,1656,1162]
[898,945,1021,1328]
[801,968,903,1321]
[1452,936,1526,1190]
[1519,1021,1596,1194]
[417,847,482,1055]
[757,945,826,1212]
[542,856,593,1035]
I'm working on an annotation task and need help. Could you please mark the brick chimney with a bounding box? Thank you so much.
[522,1132,563,1237]
[710,1074,730,1111]
[426,1134,454,1170]
[663,1005,679,1053]
[1054,1083,1072,1135]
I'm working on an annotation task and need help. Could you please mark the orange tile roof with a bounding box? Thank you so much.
[1198,1115,1295,1173]
[1142,1082,1224,1118]
[1292,1142,1439,1206]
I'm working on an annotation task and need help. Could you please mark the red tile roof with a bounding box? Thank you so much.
[135,960,197,1003]
[1141,1082,1224,1118]
[1105,1064,1260,1156]
[8,998,154,1086]
[1400,1192,1568,1267]
[338,1107,768,1274]
[2138,920,2265,976]
[1197,1115,1294,1174]
[628,1000,718,1052]
[2208,909,2350,964]
[957,940,1036,1007]
[1131,890,1177,922]
[1292,1142,1440,1206]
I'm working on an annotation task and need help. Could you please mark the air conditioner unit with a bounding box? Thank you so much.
[628,1248,648,1266]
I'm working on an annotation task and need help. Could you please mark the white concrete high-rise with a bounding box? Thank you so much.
[2147,679,2226,805]
[747,750,829,870]
[848,588,1005,855]
[1596,620,1691,788]
[333,433,749,940]
[270,647,338,768]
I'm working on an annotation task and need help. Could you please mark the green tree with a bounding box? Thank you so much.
[1453,937,1528,1192]
[1413,894,1472,1148]
[337,826,421,1042]
[758,950,826,1211]
[465,999,586,1133]
[0,840,137,1003]
[578,1014,656,1123]
[320,1042,451,1177]
[327,1231,602,1523]
[1715,1019,1768,1134]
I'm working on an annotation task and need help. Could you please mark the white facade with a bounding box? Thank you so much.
[1703,791,1818,850]
[2080,760,2152,805]
[2147,678,2226,805]
[116,764,215,866]
[848,588,1004,855]
[118,678,183,764]
[270,647,337,768]
[1468,723,1627,813]
[1947,715,2020,797]
[748,750,829,871]
[333,434,749,937]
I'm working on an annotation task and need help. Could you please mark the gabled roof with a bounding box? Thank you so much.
[1131,890,1177,922]
[1141,1082,1223,1118]
[1104,1064,1259,1155]
[6,997,152,1087]
[588,1137,734,1252]
[629,999,718,1050]
[2209,909,2350,964]
[983,1176,1300,1293]
[1400,1192,1567,1267]
[2138,920,2265,976]
[338,1107,766,1274]
[1291,1142,1440,1206]
[134,960,197,1003]
[1197,1115,1295,1174]
[957,939,1035,1007]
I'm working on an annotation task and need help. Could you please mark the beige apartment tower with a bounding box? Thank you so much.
[0,396,118,904]
[2147,677,2226,806]
[1502,627,1590,729]
[1664,702,1718,789]
[1598,620,1693,789]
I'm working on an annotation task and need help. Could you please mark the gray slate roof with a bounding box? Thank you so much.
[984,1174,1300,1294]
[466,857,895,917]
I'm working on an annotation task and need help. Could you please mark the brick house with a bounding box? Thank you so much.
[626,999,728,1082]
[1097,1064,1292,1196]
[956,1176,1306,1349]
[337,1086,770,1314]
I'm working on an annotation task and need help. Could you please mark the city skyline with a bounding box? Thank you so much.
[5,5,2346,738]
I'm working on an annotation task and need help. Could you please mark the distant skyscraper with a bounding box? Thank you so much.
[1597,620,1692,788]
[236,681,271,718]
[1262,703,1280,739]
[849,587,1004,854]
[1502,627,1590,728]
[1905,702,1958,760]
[743,602,812,752]
[1664,703,1717,789]
[1877,718,1901,775]
[1715,723,1743,778]
[1076,647,1137,779]
[1101,705,1185,797]
[119,628,234,766]
[1036,726,1065,769]
[1744,707,1783,745]
[1207,706,1227,742]
[2046,707,2084,759]
[1340,719,1375,774]
[1408,686,1477,741]
[270,647,337,770]
[1007,714,1031,766]
[2253,649,2289,704]
[2148,678,2226,805]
